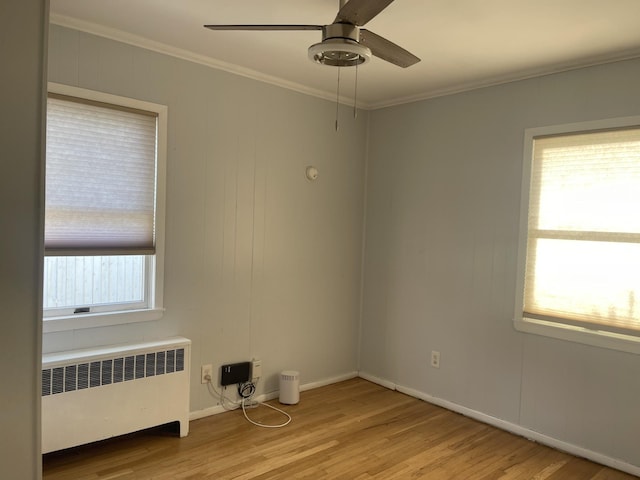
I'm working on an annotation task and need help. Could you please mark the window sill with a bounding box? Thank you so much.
[514,317,640,355]
[43,308,165,333]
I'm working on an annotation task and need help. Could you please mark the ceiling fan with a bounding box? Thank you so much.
[204,0,420,69]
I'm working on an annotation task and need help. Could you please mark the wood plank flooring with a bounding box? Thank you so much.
[43,378,637,479]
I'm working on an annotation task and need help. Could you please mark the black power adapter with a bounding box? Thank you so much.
[220,361,251,386]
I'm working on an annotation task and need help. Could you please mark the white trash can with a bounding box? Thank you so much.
[279,370,300,405]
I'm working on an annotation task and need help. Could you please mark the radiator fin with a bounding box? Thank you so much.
[52,367,64,395]
[102,359,113,385]
[167,350,175,373]
[78,363,89,389]
[41,347,185,397]
[176,348,184,371]
[135,354,145,379]
[65,365,77,392]
[146,353,156,377]
[125,356,135,381]
[113,357,124,383]
[42,369,51,396]
[90,361,101,388]
[156,351,165,375]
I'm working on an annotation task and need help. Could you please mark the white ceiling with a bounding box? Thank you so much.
[50,0,640,109]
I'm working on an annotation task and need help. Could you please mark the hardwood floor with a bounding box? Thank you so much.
[43,378,636,479]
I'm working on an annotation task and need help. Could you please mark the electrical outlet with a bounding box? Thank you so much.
[430,351,440,369]
[201,364,213,384]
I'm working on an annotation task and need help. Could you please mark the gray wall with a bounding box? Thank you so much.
[0,0,47,478]
[46,25,367,411]
[362,58,640,467]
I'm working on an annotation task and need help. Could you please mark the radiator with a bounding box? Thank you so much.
[42,337,191,453]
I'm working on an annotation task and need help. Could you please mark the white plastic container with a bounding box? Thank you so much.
[279,370,300,405]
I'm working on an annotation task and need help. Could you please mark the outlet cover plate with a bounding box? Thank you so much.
[431,351,440,368]
[201,364,212,384]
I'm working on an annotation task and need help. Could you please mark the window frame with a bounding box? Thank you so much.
[43,83,167,333]
[514,116,640,354]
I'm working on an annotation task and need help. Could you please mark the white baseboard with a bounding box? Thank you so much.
[189,371,358,422]
[299,371,358,392]
[358,371,397,391]
[359,373,640,478]
[190,403,227,421]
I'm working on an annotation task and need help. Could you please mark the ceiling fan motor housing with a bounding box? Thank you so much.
[323,23,360,42]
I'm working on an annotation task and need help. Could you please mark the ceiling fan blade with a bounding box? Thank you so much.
[359,29,420,68]
[334,0,396,26]
[204,24,323,31]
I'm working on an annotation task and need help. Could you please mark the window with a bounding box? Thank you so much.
[43,83,167,333]
[515,116,640,353]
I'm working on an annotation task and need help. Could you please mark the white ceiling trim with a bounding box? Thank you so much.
[49,14,371,109]
[373,50,640,110]
[50,13,640,111]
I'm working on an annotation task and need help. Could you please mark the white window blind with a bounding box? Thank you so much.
[524,126,640,336]
[45,94,158,255]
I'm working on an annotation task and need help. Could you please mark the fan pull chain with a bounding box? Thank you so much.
[353,63,358,119]
[335,67,341,132]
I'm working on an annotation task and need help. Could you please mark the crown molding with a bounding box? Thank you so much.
[49,14,372,109]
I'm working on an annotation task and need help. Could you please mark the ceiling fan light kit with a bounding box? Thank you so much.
[308,23,371,67]
[309,39,371,67]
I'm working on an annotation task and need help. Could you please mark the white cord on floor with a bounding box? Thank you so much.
[205,376,292,428]
[241,397,292,429]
